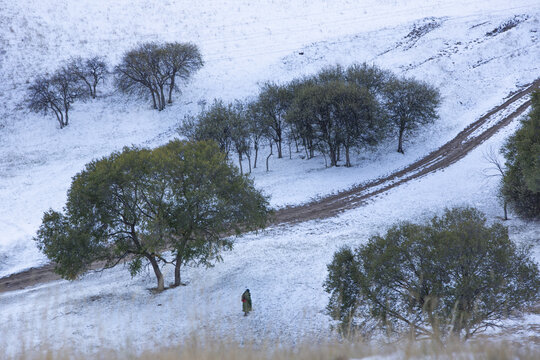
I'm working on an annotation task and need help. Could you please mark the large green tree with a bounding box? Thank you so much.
[325,207,540,341]
[35,141,269,291]
[154,140,268,286]
[501,90,540,218]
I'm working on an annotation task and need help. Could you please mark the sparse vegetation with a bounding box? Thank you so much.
[8,337,540,360]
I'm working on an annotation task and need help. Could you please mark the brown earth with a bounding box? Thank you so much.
[1,79,538,294]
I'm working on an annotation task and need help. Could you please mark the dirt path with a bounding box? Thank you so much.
[1,79,538,294]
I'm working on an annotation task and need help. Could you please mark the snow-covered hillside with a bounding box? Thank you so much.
[0,0,539,356]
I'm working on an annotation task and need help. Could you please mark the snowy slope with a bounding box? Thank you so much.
[1,0,539,277]
[0,108,537,357]
[0,0,539,355]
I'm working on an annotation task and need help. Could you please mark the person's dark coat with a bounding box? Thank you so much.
[241,289,252,315]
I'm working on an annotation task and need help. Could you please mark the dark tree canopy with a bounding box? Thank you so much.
[67,56,108,99]
[502,90,540,218]
[325,207,540,341]
[287,79,380,167]
[35,140,269,291]
[115,42,203,111]
[255,83,293,159]
[27,68,87,128]
[383,77,441,154]
[181,99,234,156]
[178,63,439,170]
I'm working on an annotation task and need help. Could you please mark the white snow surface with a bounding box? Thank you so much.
[0,0,539,355]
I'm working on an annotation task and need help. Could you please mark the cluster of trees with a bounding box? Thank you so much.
[26,56,107,128]
[35,140,269,291]
[324,207,540,341]
[181,63,440,170]
[27,42,203,128]
[501,90,540,219]
[115,42,203,111]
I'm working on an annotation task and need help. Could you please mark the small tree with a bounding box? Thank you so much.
[483,147,509,220]
[256,83,293,159]
[383,77,441,154]
[162,42,203,104]
[115,42,203,111]
[180,99,233,157]
[501,90,540,219]
[27,67,87,128]
[67,56,108,99]
[246,99,269,169]
[325,207,540,341]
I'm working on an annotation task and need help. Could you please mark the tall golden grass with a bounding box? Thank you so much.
[9,338,540,360]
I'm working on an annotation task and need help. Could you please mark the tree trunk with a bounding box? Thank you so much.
[238,152,243,175]
[345,146,351,167]
[174,253,182,286]
[329,145,337,167]
[277,139,283,159]
[64,108,69,127]
[253,144,259,168]
[168,73,176,103]
[503,201,508,220]
[92,83,97,99]
[266,141,273,172]
[288,141,292,159]
[147,255,165,291]
[246,152,252,174]
[160,85,166,111]
[150,88,158,109]
[397,126,405,154]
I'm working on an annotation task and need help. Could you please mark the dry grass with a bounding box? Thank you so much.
[9,338,540,360]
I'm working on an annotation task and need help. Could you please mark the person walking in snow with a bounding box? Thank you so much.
[241,289,252,316]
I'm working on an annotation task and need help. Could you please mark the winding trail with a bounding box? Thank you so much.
[1,79,539,294]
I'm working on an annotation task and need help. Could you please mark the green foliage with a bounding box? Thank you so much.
[383,77,441,154]
[502,91,540,218]
[287,78,381,167]
[179,63,439,170]
[154,140,269,285]
[324,207,540,341]
[181,100,234,156]
[35,140,269,290]
[35,210,103,279]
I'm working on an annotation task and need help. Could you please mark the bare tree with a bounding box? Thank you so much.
[27,67,87,129]
[483,146,509,220]
[115,42,203,111]
[115,43,161,110]
[162,42,203,104]
[67,56,108,99]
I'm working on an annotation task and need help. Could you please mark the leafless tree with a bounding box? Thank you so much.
[483,146,508,220]
[162,42,203,104]
[27,67,87,128]
[115,42,203,111]
[67,56,108,98]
